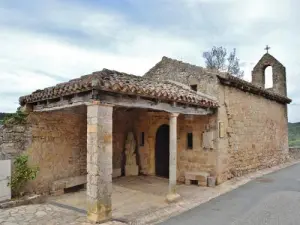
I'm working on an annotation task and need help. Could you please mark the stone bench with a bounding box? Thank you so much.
[51,175,86,196]
[184,171,209,187]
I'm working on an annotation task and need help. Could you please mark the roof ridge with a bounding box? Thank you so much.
[161,56,227,76]
[144,56,225,77]
[101,68,159,82]
[161,56,207,70]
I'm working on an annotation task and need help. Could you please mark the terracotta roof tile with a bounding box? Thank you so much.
[19,69,218,108]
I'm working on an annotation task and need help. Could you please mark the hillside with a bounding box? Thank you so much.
[288,122,300,147]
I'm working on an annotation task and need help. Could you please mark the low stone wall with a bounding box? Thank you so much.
[0,124,30,160]
[25,106,87,194]
[289,147,300,160]
[0,106,87,194]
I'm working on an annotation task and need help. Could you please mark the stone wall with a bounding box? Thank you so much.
[143,56,289,184]
[133,110,218,182]
[0,106,140,193]
[0,106,87,194]
[144,56,220,97]
[0,124,30,160]
[177,114,218,182]
[219,85,288,180]
[1,89,289,193]
[98,108,218,181]
[1,104,218,192]
[289,147,300,160]
[25,106,87,194]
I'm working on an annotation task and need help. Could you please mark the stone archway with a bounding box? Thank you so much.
[155,124,170,178]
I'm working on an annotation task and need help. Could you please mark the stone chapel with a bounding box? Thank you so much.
[0,52,291,223]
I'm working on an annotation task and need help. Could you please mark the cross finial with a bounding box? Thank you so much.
[265,45,270,53]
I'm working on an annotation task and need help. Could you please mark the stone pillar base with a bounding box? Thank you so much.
[166,193,181,203]
[87,200,112,224]
[87,211,111,224]
[125,165,139,176]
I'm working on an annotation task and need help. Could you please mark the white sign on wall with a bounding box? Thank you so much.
[0,160,11,202]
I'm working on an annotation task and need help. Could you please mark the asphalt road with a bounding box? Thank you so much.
[159,163,300,225]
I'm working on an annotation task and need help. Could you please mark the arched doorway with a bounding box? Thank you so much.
[155,124,169,178]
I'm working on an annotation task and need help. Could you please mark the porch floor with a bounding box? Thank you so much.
[48,176,210,220]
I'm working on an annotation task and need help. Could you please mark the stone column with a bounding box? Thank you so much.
[86,102,113,223]
[166,113,181,203]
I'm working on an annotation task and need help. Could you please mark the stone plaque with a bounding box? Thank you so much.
[202,131,214,149]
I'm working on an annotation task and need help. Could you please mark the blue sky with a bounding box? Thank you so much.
[0,0,300,121]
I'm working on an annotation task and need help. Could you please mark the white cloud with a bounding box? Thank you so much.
[0,0,299,123]
[0,2,203,112]
[228,0,291,23]
[169,0,237,6]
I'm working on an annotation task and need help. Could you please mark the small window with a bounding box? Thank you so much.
[190,84,197,91]
[187,133,193,149]
[140,132,145,146]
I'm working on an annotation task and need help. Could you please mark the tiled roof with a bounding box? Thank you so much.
[19,69,218,108]
[218,74,292,104]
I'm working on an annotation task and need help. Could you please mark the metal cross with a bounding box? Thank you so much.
[265,45,270,53]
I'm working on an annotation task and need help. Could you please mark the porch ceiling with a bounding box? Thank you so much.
[28,90,215,115]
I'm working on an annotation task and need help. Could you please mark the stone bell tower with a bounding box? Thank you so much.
[252,50,287,97]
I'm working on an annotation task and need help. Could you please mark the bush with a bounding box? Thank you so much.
[3,109,27,126]
[8,154,39,197]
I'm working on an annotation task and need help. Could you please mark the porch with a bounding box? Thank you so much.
[19,69,219,223]
[49,176,211,222]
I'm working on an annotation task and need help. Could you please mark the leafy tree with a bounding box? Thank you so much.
[203,46,244,78]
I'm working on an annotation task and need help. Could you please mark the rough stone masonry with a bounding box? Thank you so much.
[145,53,291,183]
